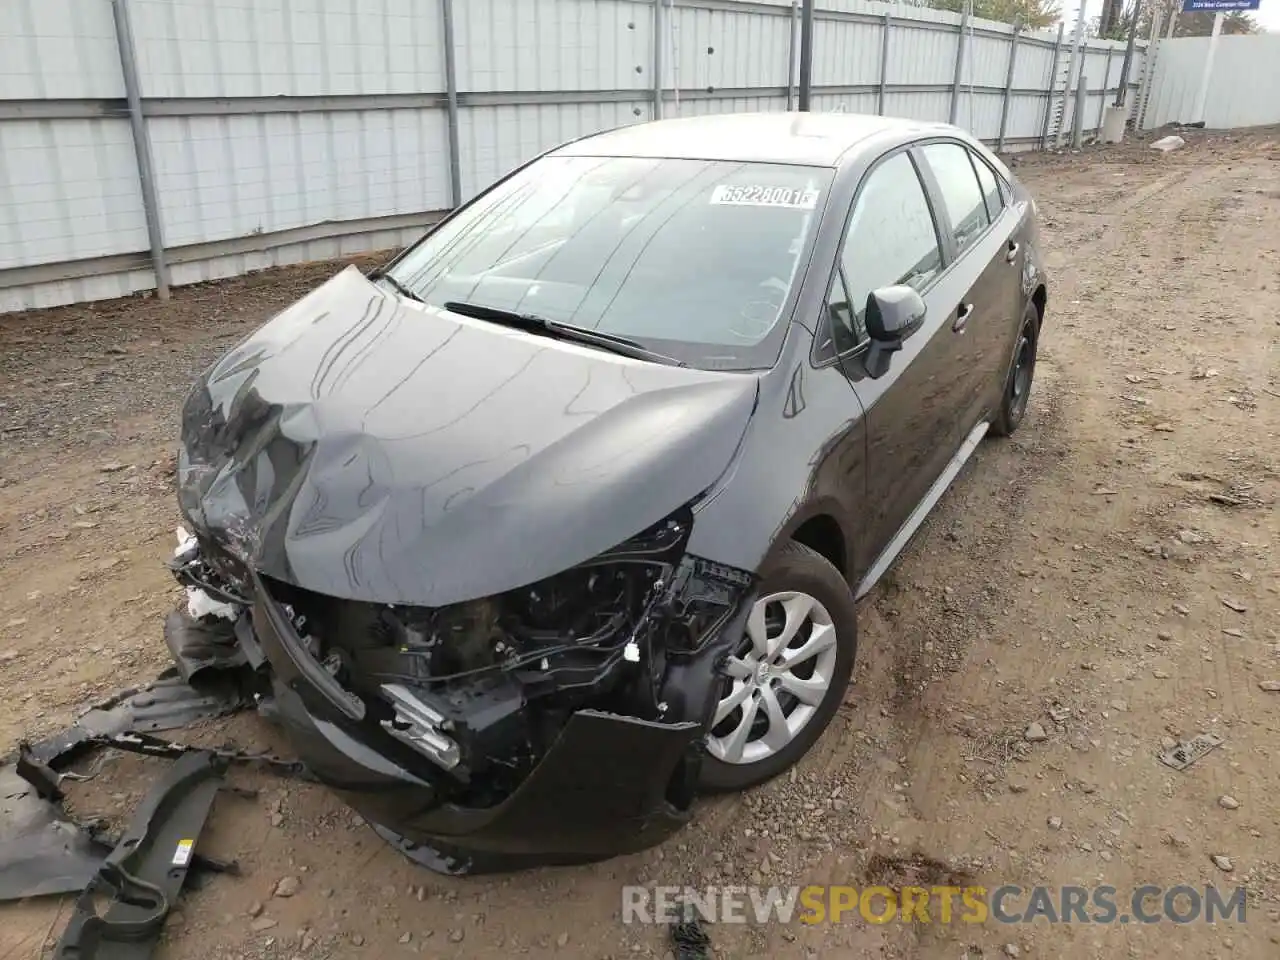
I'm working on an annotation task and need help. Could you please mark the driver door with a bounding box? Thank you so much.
[819,148,969,584]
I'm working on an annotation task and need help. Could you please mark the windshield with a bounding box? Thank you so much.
[385,155,834,370]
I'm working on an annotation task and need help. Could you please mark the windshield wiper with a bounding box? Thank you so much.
[443,300,684,367]
[372,271,424,303]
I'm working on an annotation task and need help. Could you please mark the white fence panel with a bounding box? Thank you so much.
[0,119,148,271]
[130,0,447,98]
[672,94,792,116]
[1006,94,1048,141]
[811,91,879,114]
[457,101,642,201]
[884,89,952,123]
[150,110,452,246]
[1013,40,1056,90]
[965,33,1014,88]
[669,4,794,89]
[455,0,652,93]
[886,24,958,86]
[1143,35,1280,130]
[0,0,1153,313]
[0,0,124,99]
[956,92,1006,141]
[811,19,883,87]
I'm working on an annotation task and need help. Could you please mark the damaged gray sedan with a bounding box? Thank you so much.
[168,113,1046,872]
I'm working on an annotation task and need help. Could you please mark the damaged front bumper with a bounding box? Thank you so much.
[166,527,756,874]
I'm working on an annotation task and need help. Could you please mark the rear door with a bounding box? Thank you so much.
[814,148,967,578]
[915,140,1023,439]
[970,149,1028,405]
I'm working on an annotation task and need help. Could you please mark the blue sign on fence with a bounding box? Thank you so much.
[1181,0,1261,11]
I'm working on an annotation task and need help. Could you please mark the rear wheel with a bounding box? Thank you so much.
[991,300,1040,437]
[698,541,857,793]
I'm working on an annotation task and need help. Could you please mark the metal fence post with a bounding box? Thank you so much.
[1071,72,1087,148]
[787,0,800,111]
[652,0,665,120]
[1096,47,1114,132]
[878,13,891,116]
[798,0,814,111]
[1056,12,1086,148]
[997,25,1021,151]
[109,0,169,299]
[949,5,970,125]
[440,0,463,207]
[1131,9,1162,130]
[1114,0,1140,107]
[1039,22,1065,150]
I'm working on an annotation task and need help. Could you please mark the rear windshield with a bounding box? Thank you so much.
[386,155,834,370]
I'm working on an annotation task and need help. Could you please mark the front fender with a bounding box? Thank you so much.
[686,353,867,586]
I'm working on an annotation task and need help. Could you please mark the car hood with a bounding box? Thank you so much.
[177,266,758,607]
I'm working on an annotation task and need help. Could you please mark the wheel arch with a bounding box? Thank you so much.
[768,501,856,585]
[1031,283,1047,328]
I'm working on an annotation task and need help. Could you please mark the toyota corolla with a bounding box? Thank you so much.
[168,112,1047,874]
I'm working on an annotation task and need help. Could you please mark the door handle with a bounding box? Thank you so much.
[953,302,974,333]
[1005,241,1020,264]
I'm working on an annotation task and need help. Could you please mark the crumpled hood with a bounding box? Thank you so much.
[177,266,758,607]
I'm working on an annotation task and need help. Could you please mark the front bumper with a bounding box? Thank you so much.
[250,578,706,873]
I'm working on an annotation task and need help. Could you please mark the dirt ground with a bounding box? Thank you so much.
[1,128,1278,960]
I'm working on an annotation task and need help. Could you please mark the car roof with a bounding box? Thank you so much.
[553,112,953,168]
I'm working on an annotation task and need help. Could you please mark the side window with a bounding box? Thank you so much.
[971,152,1004,223]
[824,272,859,355]
[830,151,943,352]
[920,142,990,255]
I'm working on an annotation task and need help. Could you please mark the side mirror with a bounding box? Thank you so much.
[862,285,926,379]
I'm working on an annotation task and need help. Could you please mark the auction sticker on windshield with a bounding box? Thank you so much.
[710,184,821,209]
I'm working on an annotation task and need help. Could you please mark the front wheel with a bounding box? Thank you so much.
[990,301,1040,438]
[698,541,858,793]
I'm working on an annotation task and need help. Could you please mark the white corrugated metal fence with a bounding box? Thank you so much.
[0,0,1146,313]
[1140,34,1280,131]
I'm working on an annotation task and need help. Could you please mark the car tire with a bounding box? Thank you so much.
[990,300,1040,438]
[698,541,857,793]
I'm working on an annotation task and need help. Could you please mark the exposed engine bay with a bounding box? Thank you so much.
[169,506,754,814]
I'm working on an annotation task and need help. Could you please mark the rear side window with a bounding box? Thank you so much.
[920,142,989,255]
[971,152,1004,222]
[829,151,943,350]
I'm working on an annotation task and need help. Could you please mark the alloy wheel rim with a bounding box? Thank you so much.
[706,591,839,766]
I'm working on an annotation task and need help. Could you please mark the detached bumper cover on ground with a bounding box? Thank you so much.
[164,268,763,871]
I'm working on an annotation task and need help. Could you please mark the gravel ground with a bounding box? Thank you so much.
[1,129,1278,960]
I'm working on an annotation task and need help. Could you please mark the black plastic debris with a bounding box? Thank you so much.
[0,666,247,905]
[54,750,227,959]
[84,730,311,783]
[0,650,300,907]
[0,763,113,901]
[25,667,251,769]
[162,609,247,684]
[0,727,275,906]
[669,901,712,960]
[16,741,67,800]
[1157,732,1225,772]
